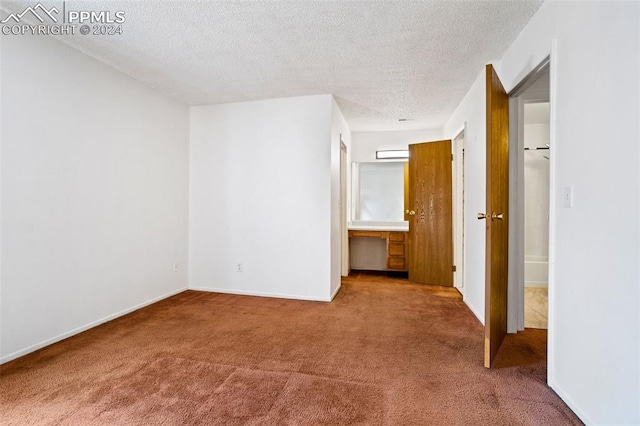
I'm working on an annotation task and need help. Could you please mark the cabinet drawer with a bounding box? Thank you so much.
[389,232,405,242]
[349,230,385,239]
[388,242,405,256]
[388,257,405,270]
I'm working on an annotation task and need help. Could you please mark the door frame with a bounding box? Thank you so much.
[505,46,558,381]
[507,73,550,333]
[340,139,349,276]
[507,84,553,333]
[453,128,466,293]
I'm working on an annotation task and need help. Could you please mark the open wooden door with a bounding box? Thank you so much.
[408,140,453,286]
[483,64,509,368]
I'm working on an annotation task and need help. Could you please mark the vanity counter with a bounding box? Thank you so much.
[348,221,409,232]
[348,225,409,272]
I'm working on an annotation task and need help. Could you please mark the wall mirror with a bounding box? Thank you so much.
[351,161,408,223]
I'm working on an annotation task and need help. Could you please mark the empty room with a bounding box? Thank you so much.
[1,1,638,425]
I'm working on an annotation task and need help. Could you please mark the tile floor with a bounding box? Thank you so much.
[524,287,548,329]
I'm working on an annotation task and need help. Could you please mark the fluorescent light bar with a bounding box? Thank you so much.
[376,150,409,160]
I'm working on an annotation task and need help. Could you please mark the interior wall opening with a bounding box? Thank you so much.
[523,101,550,329]
[507,59,550,335]
[453,130,465,294]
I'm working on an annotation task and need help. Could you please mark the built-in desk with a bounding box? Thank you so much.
[348,228,409,272]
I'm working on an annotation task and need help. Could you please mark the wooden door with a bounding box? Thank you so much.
[403,162,409,221]
[408,140,453,286]
[484,64,509,368]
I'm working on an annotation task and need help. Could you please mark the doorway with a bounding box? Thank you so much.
[522,101,550,329]
[453,130,465,293]
[507,61,551,333]
[484,60,553,367]
[340,139,349,277]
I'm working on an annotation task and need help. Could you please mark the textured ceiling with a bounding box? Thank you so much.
[2,0,544,131]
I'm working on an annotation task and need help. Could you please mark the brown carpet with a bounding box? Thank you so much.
[0,272,582,425]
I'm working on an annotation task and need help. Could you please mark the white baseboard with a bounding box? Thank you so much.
[0,286,188,365]
[548,380,593,425]
[189,286,334,302]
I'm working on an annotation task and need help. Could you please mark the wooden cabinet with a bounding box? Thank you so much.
[387,232,407,271]
[348,230,408,272]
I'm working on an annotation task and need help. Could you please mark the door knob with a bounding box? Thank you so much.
[477,213,488,220]
[491,212,504,220]
[407,210,416,216]
[405,209,410,214]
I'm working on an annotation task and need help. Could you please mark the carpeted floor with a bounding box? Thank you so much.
[0,272,582,425]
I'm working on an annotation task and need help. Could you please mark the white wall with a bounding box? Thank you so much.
[442,70,487,323]
[523,144,549,288]
[0,35,190,363]
[331,99,351,293]
[351,128,442,163]
[446,1,640,423]
[189,94,336,301]
[523,121,550,265]
[500,2,639,424]
[523,123,550,149]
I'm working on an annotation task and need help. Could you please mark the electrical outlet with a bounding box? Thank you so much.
[236,263,243,272]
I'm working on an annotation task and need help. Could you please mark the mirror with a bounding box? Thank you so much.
[352,161,407,223]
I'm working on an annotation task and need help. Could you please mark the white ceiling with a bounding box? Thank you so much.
[3,0,544,131]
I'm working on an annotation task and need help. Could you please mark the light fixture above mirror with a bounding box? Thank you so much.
[375,150,409,160]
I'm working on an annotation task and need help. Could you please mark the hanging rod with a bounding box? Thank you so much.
[524,147,549,150]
